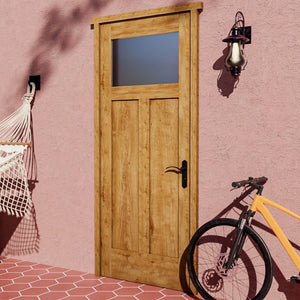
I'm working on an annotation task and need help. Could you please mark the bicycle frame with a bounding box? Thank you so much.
[250,194,300,271]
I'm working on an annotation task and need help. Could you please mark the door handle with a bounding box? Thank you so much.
[165,160,187,188]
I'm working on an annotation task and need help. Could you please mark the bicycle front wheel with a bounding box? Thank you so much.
[187,218,273,300]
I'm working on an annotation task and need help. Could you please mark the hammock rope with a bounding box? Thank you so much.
[0,82,36,218]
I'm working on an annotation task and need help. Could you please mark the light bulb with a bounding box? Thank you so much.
[225,41,245,68]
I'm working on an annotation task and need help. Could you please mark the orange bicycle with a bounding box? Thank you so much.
[187,176,300,300]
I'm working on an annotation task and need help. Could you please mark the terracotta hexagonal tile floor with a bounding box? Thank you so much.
[0,257,201,299]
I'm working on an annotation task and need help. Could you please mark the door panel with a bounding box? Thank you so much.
[97,11,193,290]
[112,100,139,252]
[149,98,179,257]
[110,14,179,38]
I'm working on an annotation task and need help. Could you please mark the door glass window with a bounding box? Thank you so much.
[112,32,179,86]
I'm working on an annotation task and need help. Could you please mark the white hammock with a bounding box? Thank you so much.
[0,83,36,217]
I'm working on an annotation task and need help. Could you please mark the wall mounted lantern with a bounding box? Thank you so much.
[223,11,251,78]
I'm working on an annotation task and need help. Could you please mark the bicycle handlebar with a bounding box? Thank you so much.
[232,176,268,188]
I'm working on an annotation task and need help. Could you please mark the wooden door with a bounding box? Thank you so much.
[93,4,201,291]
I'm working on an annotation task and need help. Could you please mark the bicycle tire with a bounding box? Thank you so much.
[187,218,273,300]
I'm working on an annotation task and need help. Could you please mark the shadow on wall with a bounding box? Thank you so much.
[213,47,237,98]
[210,188,300,299]
[1,0,110,256]
[19,0,110,95]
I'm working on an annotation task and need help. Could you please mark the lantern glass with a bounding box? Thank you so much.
[225,41,245,68]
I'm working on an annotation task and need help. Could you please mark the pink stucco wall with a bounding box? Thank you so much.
[0,0,299,298]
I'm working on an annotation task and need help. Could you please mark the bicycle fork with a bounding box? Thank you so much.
[223,211,255,270]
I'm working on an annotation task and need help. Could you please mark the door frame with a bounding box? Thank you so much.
[92,2,203,276]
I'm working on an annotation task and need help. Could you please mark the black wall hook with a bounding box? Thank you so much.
[28,75,41,91]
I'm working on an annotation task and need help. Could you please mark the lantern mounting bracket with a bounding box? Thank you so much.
[244,26,252,44]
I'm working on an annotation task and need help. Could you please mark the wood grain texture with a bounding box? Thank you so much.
[110,14,179,39]
[149,98,179,257]
[189,9,200,241]
[112,100,139,252]
[94,23,101,276]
